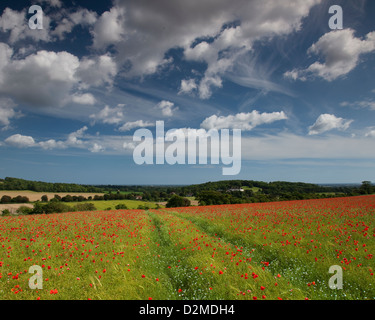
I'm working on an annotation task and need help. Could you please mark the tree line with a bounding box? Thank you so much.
[12,202,98,215]
[0,195,29,204]
[0,177,102,193]
[165,180,375,207]
[1,177,374,209]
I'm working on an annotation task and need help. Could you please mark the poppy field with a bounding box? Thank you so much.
[0,195,374,300]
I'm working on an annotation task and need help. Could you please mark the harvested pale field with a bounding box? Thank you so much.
[0,190,105,202]
[0,203,33,213]
[0,191,105,213]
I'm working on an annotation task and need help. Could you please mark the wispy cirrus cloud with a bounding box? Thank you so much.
[241,132,375,161]
[340,99,375,111]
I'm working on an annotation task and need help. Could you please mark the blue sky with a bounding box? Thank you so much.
[0,0,374,185]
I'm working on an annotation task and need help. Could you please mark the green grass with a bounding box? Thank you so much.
[65,199,163,210]
[0,196,374,300]
[241,186,261,193]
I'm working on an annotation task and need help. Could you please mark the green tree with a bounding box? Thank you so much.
[195,191,230,206]
[77,195,86,202]
[166,195,191,208]
[0,195,12,203]
[360,181,372,194]
[115,204,128,210]
[16,206,33,215]
[73,203,97,211]
[32,202,45,214]
[43,202,71,214]
[1,209,11,216]
[12,195,29,203]
[61,195,73,202]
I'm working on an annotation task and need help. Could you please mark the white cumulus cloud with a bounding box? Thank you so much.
[118,120,154,132]
[178,79,198,95]
[91,6,125,49]
[308,114,353,135]
[88,0,320,98]
[89,143,104,153]
[285,29,375,81]
[0,98,21,129]
[0,42,117,109]
[5,134,35,148]
[89,105,125,125]
[0,7,51,43]
[156,100,178,117]
[200,110,288,131]
[365,129,375,138]
[71,93,97,105]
